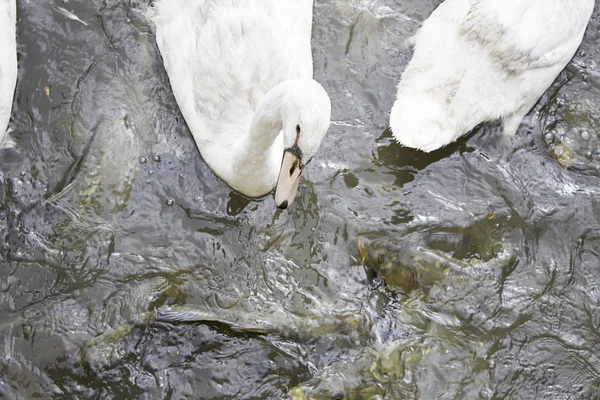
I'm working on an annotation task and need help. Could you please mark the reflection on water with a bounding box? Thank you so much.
[2,0,600,398]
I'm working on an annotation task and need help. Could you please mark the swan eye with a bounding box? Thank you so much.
[296,124,301,134]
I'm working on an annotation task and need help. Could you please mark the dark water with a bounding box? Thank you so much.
[2,0,600,398]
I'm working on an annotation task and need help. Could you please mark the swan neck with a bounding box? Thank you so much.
[229,83,289,189]
[246,85,287,150]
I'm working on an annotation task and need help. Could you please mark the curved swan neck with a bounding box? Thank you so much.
[245,83,289,152]
[227,81,294,194]
[225,79,328,197]
[233,80,306,170]
[247,80,302,152]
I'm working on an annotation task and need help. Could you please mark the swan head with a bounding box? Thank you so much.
[274,80,331,210]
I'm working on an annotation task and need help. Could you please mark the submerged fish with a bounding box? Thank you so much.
[46,117,139,224]
[289,235,516,399]
[288,348,385,400]
[358,236,457,292]
[82,302,372,369]
[288,309,434,400]
[357,235,514,292]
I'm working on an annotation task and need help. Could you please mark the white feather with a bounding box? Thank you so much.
[150,0,331,199]
[0,0,17,148]
[51,5,88,27]
[390,0,595,152]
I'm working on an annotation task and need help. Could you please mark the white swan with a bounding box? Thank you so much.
[0,0,17,146]
[150,0,331,209]
[390,0,594,152]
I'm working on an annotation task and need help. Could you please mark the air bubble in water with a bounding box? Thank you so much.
[152,154,161,162]
[166,198,174,206]
[139,156,147,164]
[580,130,590,140]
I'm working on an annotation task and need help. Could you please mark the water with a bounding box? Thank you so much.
[2,0,600,398]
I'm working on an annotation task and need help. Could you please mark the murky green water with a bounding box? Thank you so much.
[2,0,600,398]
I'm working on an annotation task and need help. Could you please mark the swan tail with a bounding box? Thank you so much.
[389,92,457,153]
[0,129,16,149]
[404,33,418,48]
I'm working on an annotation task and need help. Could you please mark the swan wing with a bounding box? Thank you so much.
[0,0,17,145]
[391,0,593,151]
[152,0,314,152]
[459,0,595,74]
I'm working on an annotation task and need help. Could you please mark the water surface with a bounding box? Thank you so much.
[2,0,600,398]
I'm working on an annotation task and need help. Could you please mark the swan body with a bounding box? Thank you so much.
[0,0,17,146]
[390,0,594,152]
[150,0,331,209]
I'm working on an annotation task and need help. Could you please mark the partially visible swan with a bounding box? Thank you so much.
[150,0,331,209]
[0,0,17,146]
[390,0,594,152]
